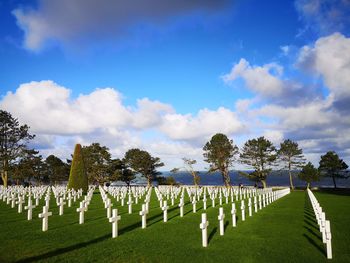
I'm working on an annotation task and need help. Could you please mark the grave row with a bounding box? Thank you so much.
[0,185,291,248]
[307,188,332,259]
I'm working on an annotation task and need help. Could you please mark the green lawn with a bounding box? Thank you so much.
[0,188,349,263]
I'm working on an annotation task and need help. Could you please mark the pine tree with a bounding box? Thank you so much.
[67,144,88,193]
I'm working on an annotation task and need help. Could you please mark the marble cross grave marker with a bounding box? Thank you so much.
[109,209,121,238]
[199,213,209,247]
[38,206,52,231]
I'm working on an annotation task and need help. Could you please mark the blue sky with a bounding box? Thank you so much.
[1,0,350,170]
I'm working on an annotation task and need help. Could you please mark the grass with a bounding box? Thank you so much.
[0,188,349,263]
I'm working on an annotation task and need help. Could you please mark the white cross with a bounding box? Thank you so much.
[231,203,236,227]
[38,206,52,231]
[162,200,169,222]
[203,196,207,210]
[77,201,87,224]
[241,200,245,221]
[57,197,66,216]
[11,194,16,208]
[139,204,147,229]
[67,193,73,207]
[109,209,121,238]
[199,213,209,247]
[254,196,258,213]
[192,199,197,213]
[259,195,262,210]
[45,195,50,208]
[211,195,215,208]
[179,198,184,217]
[325,220,332,259]
[105,198,113,218]
[127,195,133,214]
[16,196,25,213]
[24,197,36,220]
[218,207,225,236]
[248,198,252,217]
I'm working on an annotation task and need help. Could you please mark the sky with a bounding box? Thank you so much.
[0,0,350,171]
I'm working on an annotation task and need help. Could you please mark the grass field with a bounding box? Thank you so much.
[0,188,349,263]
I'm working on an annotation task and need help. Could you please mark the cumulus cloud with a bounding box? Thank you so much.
[13,0,229,51]
[222,58,284,97]
[297,32,350,100]
[222,58,319,106]
[160,107,245,143]
[295,0,350,36]
[0,80,247,168]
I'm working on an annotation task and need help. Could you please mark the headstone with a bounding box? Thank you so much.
[179,198,184,217]
[241,200,245,221]
[162,200,169,222]
[199,213,209,247]
[109,209,121,238]
[17,195,25,213]
[105,198,113,218]
[192,199,197,213]
[248,198,252,217]
[203,195,207,210]
[76,202,87,224]
[127,195,133,214]
[231,203,236,227]
[325,220,332,259]
[139,204,147,229]
[57,197,66,216]
[218,207,225,236]
[254,196,258,213]
[38,206,52,231]
[24,197,36,220]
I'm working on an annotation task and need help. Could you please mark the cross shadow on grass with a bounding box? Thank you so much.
[303,193,326,257]
[15,234,111,263]
[208,227,217,244]
[224,221,229,231]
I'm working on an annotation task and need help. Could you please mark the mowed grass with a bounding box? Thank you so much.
[0,188,349,263]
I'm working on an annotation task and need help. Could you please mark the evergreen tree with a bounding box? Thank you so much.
[298,162,319,188]
[0,110,34,187]
[124,148,164,187]
[240,136,277,188]
[319,151,349,188]
[203,133,239,187]
[67,144,88,193]
[278,139,306,190]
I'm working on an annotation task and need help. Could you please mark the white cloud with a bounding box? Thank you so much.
[222,58,284,97]
[0,80,247,169]
[160,107,245,142]
[13,0,229,51]
[297,32,350,99]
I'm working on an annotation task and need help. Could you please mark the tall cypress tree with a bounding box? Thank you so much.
[68,144,88,193]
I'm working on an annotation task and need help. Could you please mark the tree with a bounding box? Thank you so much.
[45,155,70,185]
[278,139,306,190]
[67,144,88,193]
[203,133,239,187]
[240,136,277,188]
[82,143,112,185]
[0,110,35,187]
[124,148,164,187]
[298,162,319,188]
[171,158,200,186]
[319,151,349,188]
[157,176,178,185]
[110,158,136,187]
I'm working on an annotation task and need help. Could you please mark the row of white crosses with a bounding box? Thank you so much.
[307,188,332,259]
[199,187,291,247]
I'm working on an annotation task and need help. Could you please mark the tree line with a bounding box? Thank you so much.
[1,110,348,188]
